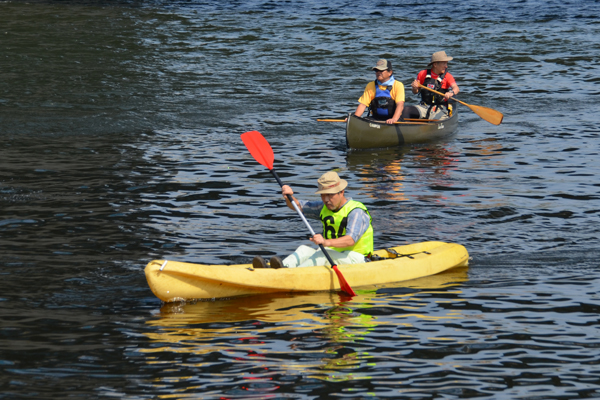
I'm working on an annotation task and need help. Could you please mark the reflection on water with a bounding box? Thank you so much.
[138,269,469,395]
[345,145,463,204]
[346,148,409,202]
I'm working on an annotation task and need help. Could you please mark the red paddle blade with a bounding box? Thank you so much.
[241,131,274,170]
[242,130,355,297]
[332,265,356,296]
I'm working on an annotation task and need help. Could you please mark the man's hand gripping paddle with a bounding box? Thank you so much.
[241,130,356,297]
[418,83,503,125]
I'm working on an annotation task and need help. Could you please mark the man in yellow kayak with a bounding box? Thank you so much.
[253,171,374,269]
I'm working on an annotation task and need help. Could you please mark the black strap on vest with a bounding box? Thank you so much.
[421,69,450,119]
[421,69,447,105]
[369,80,396,120]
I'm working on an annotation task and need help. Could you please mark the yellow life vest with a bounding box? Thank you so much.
[319,200,374,256]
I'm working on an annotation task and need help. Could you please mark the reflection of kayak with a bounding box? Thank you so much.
[144,241,469,302]
[144,267,468,344]
[141,268,469,363]
[153,267,469,325]
[346,110,458,150]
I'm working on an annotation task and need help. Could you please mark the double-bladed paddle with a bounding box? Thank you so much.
[418,83,504,125]
[241,130,356,297]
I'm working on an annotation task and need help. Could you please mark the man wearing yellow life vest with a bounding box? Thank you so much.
[252,171,374,269]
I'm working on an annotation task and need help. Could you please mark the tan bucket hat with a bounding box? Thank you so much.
[428,51,453,66]
[315,171,348,194]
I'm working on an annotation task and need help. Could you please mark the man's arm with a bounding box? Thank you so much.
[354,102,368,117]
[355,82,374,117]
[444,82,460,100]
[386,100,404,124]
[281,185,302,211]
[443,74,459,100]
[311,208,370,248]
[411,70,426,94]
[385,81,406,123]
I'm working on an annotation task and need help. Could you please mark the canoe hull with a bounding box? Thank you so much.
[346,111,458,150]
[145,241,469,302]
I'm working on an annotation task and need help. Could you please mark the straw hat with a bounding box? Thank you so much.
[428,51,453,66]
[315,171,348,194]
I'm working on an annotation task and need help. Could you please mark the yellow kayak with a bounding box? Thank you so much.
[144,241,469,302]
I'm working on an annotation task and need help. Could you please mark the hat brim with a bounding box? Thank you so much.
[371,67,387,71]
[428,56,453,66]
[315,179,348,194]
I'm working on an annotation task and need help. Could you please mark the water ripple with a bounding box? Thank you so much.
[1,1,600,399]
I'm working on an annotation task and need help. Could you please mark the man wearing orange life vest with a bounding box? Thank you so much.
[403,51,461,120]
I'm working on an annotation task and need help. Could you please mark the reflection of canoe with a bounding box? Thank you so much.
[144,241,469,302]
[346,110,458,150]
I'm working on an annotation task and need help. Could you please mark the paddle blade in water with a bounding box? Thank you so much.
[467,104,504,125]
[332,265,356,296]
[241,131,274,170]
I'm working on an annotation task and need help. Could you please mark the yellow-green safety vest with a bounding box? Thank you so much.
[319,200,374,256]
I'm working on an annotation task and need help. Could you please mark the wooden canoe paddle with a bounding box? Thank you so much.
[317,118,429,125]
[241,130,356,297]
[418,84,503,125]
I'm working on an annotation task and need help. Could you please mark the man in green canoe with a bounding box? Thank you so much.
[403,50,460,120]
[354,58,405,124]
[253,171,374,269]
